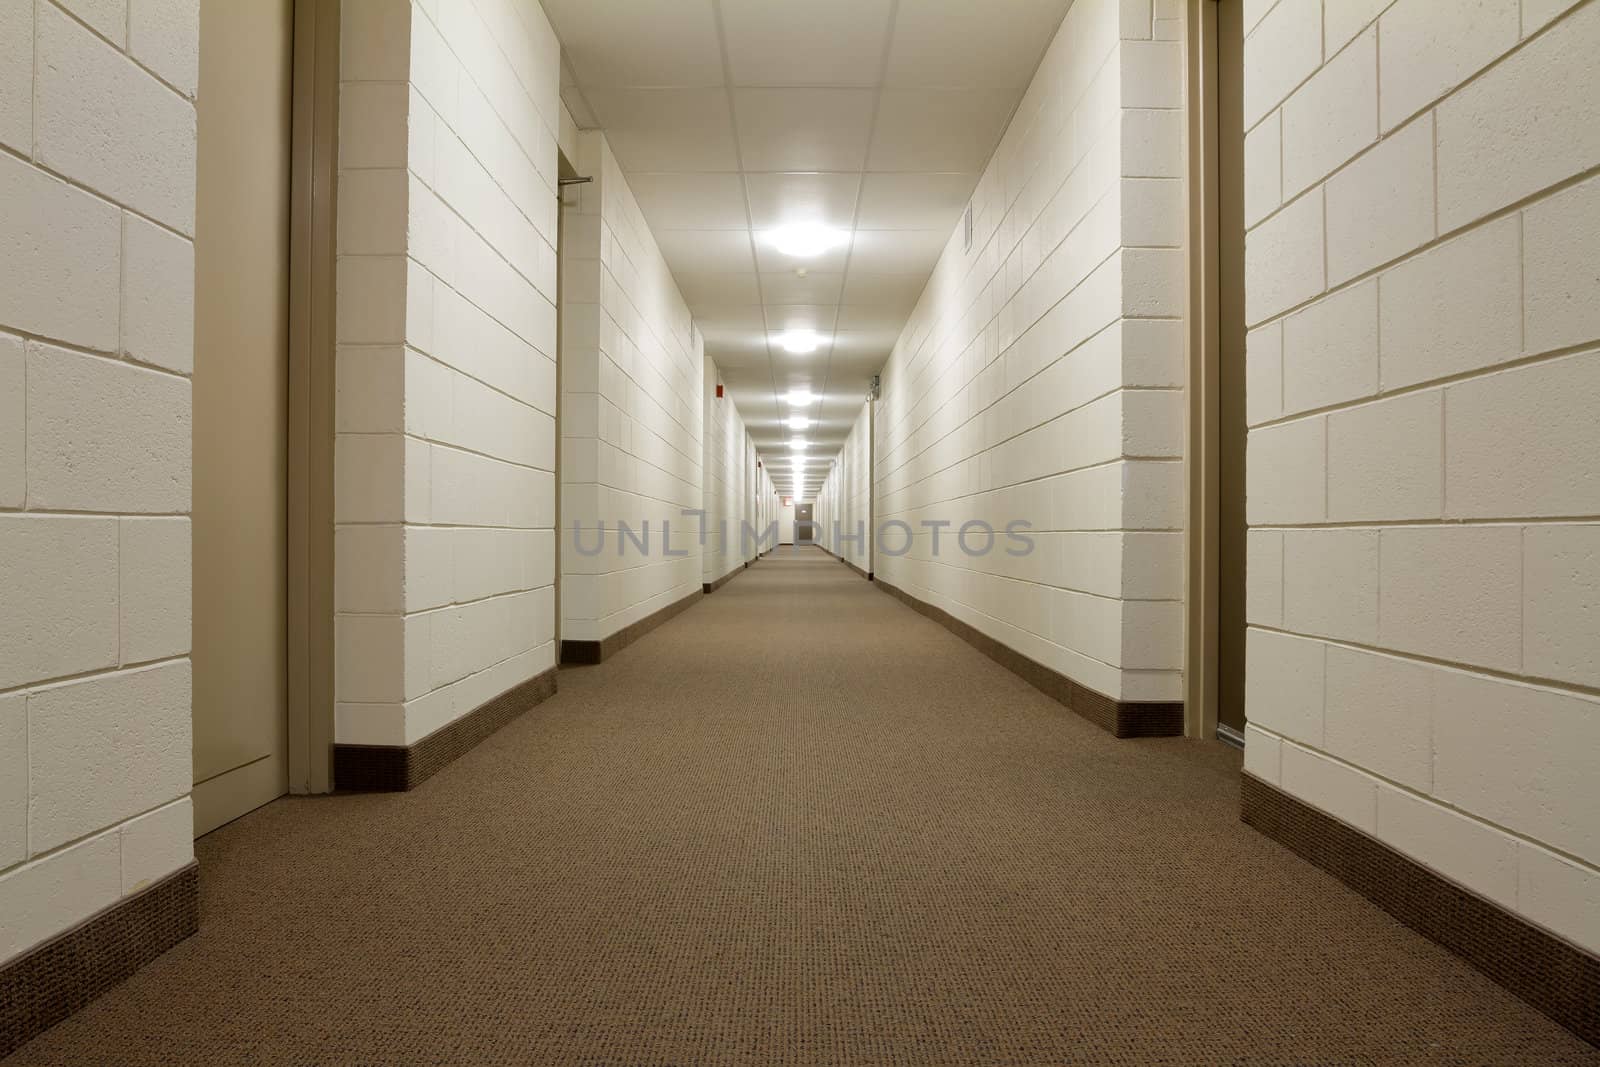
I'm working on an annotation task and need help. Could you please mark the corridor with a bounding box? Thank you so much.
[6,553,1592,1066]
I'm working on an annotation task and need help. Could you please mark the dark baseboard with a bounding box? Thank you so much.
[702,562,746,595]
[334,667,558,791]
[874,577,1182,738]
[1,863,199,1058]
[559,588,701,667]
[1241,773,1599,1047]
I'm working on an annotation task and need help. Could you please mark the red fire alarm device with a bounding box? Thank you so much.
[715,384,723,398]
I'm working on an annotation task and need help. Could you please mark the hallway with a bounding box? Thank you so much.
[6,553,1592,1066]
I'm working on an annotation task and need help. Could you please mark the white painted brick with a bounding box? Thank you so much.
[27,661,191,854]
[334,525,405,614]
[1523,524,1600,690]
[1122,249,1185,317]
[334,433,405,523]
[121,213,195,375]
[1380,526,1521,670]
[0,153,121,351]
[335,347,405,433]
[1283,528,1380,644]
[1242,109,1281,229]
[1246,416,1324,525]
[1325,116,1435,285]
[118,796,193,895]
[1444,353,1600,519]
[334,613,427,703]
[119,517,190,665]
[1120,108,1183,177]
[1245,322,1282,426]
[1245,628,1324,745]
[1245,187,1323,325]
[1377,215,1520,389]
[0,0,31,153]
[1378,0,1518,131]
[1282,279,1378,414]
[1120,41,1182,109]
[1282,27,1376,195]
[128,0,200,97]
[341,0,411,82]
[0,832,121,966]
[57,0,126,44]
[336,256,407,345]
[1376,786,1518,909]
[1246,530,1283,626]
[1435,0,1600,231]
[339,81,409,170]
[0,516,119,690]
[338,168,408,256]
[1327,390,1442,521]
[0,334,22,507]
[1325,646,1432,790]
[1517,844,1600,956]
[1120,178,1184,247]
[0,694,24,868]
[35,3,196,234]
[1523,175,1600,354]
[1521,0,1583,35]
[1242,724,1282,784]
[1281,742,1378,833]
[1324,0,1391,54]
[26,343,191,513]
[1243,0,1321,128]
[1121,318,1184,387]
[1433,670,1600,864]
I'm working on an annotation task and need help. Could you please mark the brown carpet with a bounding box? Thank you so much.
[7,550,1596,1065]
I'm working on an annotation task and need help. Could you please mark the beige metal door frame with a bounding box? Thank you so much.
[286,0,339,793]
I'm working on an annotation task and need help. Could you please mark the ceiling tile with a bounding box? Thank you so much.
[759,271,845,305]
[694,304,767,336]
[753,234,852,273]
[627,172,748,230]
[653,229,756,274]
[847,229,953,273]
[581,89,739,171]
[721,0,895,87]
[544,0,723,87]
[561,85,599,129]
[733,89,875,172]
[674,271,761,305]
[840,272,928,306]
[744,172,860,230]
[867,89,1021,172]
[764,305,838,332]
[830,330,900,362]
[836,304,914,332]
[884,0,1069,89]
[855,173,977,229]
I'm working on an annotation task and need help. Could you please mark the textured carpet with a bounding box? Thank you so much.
[7,550,1596,1065]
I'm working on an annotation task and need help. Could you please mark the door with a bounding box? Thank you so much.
[795,503,815,545]
[192,0,295,836]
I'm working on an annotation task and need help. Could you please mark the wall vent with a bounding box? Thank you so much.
[962,203,974,253]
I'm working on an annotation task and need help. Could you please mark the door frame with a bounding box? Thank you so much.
[286,0,339,793]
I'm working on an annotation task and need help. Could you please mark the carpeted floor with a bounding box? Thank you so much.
[7,550,1596,1065]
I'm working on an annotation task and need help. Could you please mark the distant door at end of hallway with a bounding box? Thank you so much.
[794,503,814,545]
[191,0,294,836]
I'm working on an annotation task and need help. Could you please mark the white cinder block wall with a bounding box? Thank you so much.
[1242,0,1600,954]
[702,358,755,584]
[0,0,197,965]
[816,401,873,574]
[561,132,706,640]
[334,0,561,746]
[872,0,1187,703]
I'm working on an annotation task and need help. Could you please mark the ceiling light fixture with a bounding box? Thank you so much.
[774,329,822,355]
[789,438,808,451]
[783,390,817,407]
[765,222,847,259]
[786,415,811,430]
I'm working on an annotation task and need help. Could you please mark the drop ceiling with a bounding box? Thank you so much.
[547,0,1071,496]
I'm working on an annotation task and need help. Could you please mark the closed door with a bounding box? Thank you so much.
[191,0,295,836]
[795,503,814,544]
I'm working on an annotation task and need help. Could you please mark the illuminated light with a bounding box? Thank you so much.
[783,390,817,407]
[774,329,822,354]
[786,415,811,431]
[764,222,847,258]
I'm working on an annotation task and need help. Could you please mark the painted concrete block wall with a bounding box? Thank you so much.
[817,401,873,574]
[334,0,562,746]
[560,131,705,641]
[0,0,197,964]
[701,358,754,584]
[1243,0,1600,954]
[872,0,1187,703]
